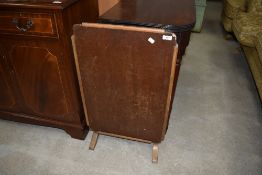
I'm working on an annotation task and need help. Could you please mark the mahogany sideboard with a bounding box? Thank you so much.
[0,0,98,139]
[99,0,196,104]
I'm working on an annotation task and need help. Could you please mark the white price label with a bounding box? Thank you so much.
[148,37,155,44]
[52,1,62,4]
[162,35,173,41]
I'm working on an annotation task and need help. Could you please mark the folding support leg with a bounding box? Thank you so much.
[152,144,159,163]
[89,132,99,150]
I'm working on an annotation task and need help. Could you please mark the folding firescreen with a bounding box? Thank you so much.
[72,23,178,163]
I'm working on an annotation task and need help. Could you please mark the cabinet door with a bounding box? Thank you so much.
[0,49,16,111]
[4,40,70,120]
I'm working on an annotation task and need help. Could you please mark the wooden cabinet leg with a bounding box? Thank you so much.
[152,144,159,163]
[89,132,99,150]
[64,126,88,140]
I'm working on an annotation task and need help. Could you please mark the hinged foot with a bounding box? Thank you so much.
[89,132,99,150]
[152,144,159,163]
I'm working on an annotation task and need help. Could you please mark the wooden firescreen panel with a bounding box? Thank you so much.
[72,23,178,143]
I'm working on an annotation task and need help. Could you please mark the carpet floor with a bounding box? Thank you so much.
[0,1,261,175]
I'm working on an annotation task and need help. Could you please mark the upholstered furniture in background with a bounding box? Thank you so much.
[232,13,262,47]
[243,37,262,101]
[248,0,262,14]
[193,0,207,32]
[224,0,262,101]
[221,0,247,32]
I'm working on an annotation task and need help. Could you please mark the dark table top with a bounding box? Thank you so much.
[99,0,196,32]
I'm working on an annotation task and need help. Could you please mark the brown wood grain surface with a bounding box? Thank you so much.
[98,0,196,121]
[73,23,178,143]
[10,45,68,117]
[0,12,57,37]
[98,0,119,16]
[100,0,196,32]
[0,0,99,139]
[0,0,81,9]
[0,54,15,110]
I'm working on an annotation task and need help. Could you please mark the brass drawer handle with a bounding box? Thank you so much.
[12,18,34,32]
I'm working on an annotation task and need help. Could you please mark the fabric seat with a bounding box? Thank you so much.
[247,0,262,14]
[255,35,262,65]
[232,12,262,47]
[255,36,262,100]
[222,0,247,32]
[243,46,262,101]
[221,12,234,32]
[223,0,247,18]
[233,0,262,103]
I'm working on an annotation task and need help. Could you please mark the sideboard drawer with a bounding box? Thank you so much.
[0,11,58,38]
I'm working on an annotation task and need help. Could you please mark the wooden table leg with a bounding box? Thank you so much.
[152,144,159,163]
[89,132,99,150]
